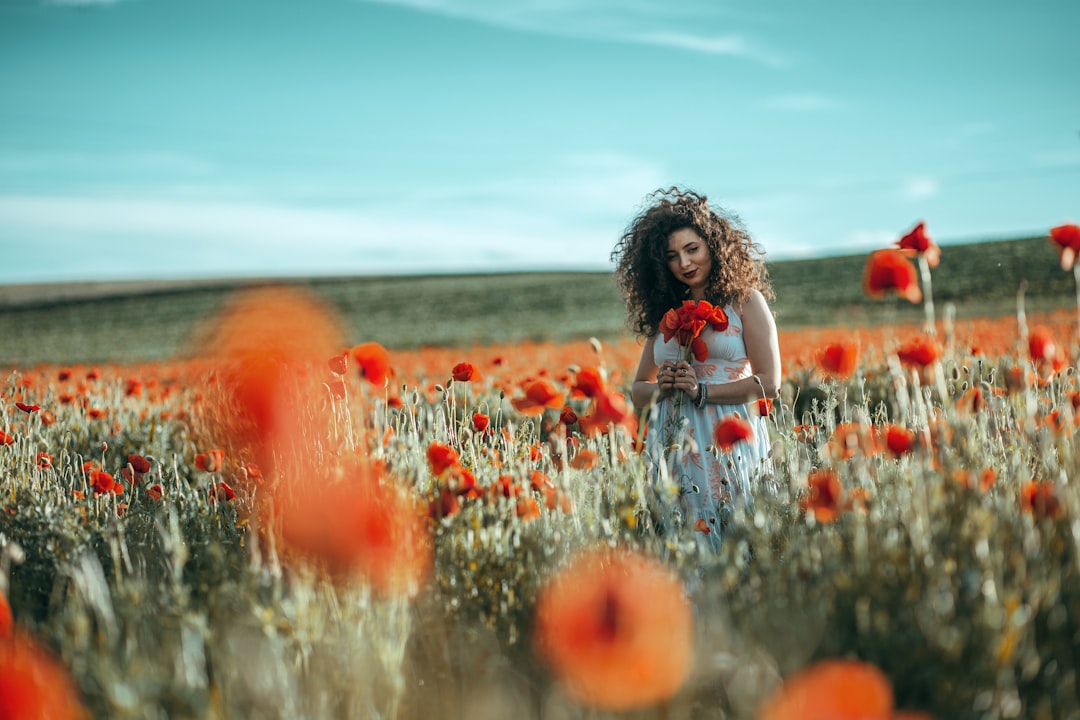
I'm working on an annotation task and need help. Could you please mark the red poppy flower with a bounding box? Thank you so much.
[515,496,542,521]
[560,405,579,426]
[1028,326,1058,364]
[863,249,922,303]
[195,449,226,473]
[472,412,490,433]
[428,486,461,520]
[89,470,119,495]
[278,461,432,596]
[569,448,599,470]
[572,366,606,398]
[896,220,940,268]
[817,342,859,379]
[756,659,894,720]
[146,484,163,502]
[352,342,391,386]
[533,547,693,710]
[0,632,87,720]
[0,431,13,446]
[426,442,459,476]
[451,362,478,383]
[39,410,55,427]
[883,424,916,456]
[896,335,941,369]
[14,402,40,413]
[210,481,237,502]
[0,588,12,638]
[712,415,754,452]
[829,422,882,460]
[1021,480,1064,521]
[800,469,844,523]
[125,377,143,397]
[511,379,566,415]
[127,454,152,474]
[327,352,348,376]
[1049,223,1080,271]
[754,397,774,417]
[36,452,53,469]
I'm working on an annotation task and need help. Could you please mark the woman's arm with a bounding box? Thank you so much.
[631,335,676,410]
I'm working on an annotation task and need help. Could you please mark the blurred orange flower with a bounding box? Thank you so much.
[195,449,225,473]
[0,632,87,720]
[426,442,459,476]
[278,461,432,596]
[1021,480,1064,521]
[896,335,941,369]
[896,220,940,268]
[800,469,844,523]
[352,342,392,386]
[1049,223,1080,271]
[571,366,606,398]
[883,424,916,456]
[471,412,490,433]
[559,405,578,425]
[712,415,754,452]
[511,379,565,415]
[756,658,893,720]
[533,547,692,710]
[863,249,921,303]
[0,431,13,446]
[327,352,348,376]
[818,342,859,379]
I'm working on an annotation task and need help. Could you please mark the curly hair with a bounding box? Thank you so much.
[611,186,774,337]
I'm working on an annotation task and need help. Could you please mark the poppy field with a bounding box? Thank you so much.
[3,225,1080,719]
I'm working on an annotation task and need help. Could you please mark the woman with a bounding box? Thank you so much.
[612,187,780,550]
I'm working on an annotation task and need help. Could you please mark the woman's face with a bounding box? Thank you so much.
[666,228,712,298]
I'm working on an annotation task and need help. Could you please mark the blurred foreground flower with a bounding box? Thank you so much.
[817,342,859,380]
[533,547,692,710]
[0,631,88,720]
[1049,223,1080,271]
[800,469,844,523]
[276,460,432,597]
[863,249,921,303]
[756,659,897,720]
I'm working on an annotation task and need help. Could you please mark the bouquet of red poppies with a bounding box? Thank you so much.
[658,300,729,450]
[659,300,729,363]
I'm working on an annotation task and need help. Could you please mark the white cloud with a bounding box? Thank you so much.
[901,176,940,200]
[355,0,785,65]
[761,93,838,112]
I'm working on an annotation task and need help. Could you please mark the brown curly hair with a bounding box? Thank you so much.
[611,186,774,337]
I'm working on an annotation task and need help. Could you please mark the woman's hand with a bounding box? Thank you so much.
[658,361,699,400]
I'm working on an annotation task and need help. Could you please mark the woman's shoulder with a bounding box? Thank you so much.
[730,289,770,316]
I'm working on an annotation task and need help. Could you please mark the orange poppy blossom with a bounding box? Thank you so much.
[895,334,942,370]
[194,449,226,473]
[863,249,922,303]
[1020,480,1064,521]
[577,389,635,438]
[1049,223,1080,271]
[829,422,882,460]
[276,459,432,597]
[570,365,606,399]
[0,430,13,446]
[533,546,693,710]
[883,424,917,457]
[14,401,40,413]
[712,414,755,452]
[511,378,566,415]
[352,341,392,386]
[0,631,88,720]
[559,405,579,426]
[817,342,860,380]
[426,442,460,476]
[896,220,941,268]
[755,658,914,720]
[800,468,845,523]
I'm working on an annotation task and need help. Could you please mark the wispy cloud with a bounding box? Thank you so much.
[0,153,665,281]
[760,93,839,112]
[356,0,786,66]
[901,176,940,200]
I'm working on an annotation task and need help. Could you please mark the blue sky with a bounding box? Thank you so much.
[1,0,1077,284]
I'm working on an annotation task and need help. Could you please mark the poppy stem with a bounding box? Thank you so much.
[918,254,935,336]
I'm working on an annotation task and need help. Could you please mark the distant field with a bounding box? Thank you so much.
[0,234,1070,366]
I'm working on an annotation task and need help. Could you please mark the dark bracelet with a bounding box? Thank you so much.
[695,382,708,409]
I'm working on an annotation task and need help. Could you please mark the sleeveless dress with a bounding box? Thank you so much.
[645,304,772,552]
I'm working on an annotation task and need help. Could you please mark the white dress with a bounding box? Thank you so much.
[645,304,772,552]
